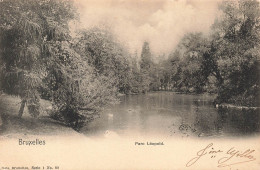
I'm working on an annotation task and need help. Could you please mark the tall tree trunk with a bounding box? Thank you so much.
[18,99,26,118]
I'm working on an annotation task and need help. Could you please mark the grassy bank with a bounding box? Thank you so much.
[0,94,79,138]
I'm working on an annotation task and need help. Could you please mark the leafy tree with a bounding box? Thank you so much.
[0,0,76,117]
[127,54,143,93]
[167,50,183,90]
[0,0,120,130]
[149,62,161,91]
[157,59,172,91]
[165,33,210,93]
[74,28,132,94]
[44,41,118,130]
[140,42,153,93]
[212,0,260,106]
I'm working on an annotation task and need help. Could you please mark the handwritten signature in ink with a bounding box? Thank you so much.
[186,143,256,168]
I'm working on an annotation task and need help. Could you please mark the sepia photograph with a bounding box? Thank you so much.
[0,0,259,169]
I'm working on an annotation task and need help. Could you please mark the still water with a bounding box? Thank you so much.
[82,92,260,138]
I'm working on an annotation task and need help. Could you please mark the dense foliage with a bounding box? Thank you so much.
[0,0,259,131]
[0,0,119,130]
[212,0,260,106]
[0,0,77,118]
[154,0,260,107]
[73,28,133,94]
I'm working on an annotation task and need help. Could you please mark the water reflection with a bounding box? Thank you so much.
[82,92,260,138]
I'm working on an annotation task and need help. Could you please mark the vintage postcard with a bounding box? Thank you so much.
[0,0,259,169]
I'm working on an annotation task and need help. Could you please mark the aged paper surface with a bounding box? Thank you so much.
[0,0,260,169]
[0,136,259,169]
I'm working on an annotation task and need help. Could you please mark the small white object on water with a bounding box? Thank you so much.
[108,113,113,118]
[104,130,119,138]
[216,104,219,108]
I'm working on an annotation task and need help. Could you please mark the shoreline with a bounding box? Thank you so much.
[216,103,260,110]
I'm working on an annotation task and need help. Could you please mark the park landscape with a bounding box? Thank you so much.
[0,0,260,169]
[0,0,259,139]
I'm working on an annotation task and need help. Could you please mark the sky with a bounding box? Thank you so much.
[73,0,222,57]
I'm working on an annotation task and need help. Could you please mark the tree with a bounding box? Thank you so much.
[166,50,182,91]
[212,0,260,106]
[166,33,210,93]
[0,0,77,117]
[127,53,143,93]
[149,62,161,91]
[44,41,118,130]
[140,42,153,93]
[0,0,121,130]
[74,28,133,94]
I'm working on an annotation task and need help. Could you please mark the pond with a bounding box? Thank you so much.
[82,92,260,138]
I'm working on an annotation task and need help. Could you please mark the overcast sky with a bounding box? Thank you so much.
[73,0,222,57]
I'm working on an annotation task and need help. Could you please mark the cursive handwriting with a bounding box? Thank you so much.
[186,143,256,168]
[218,147,256,167]
[186,143,223,167]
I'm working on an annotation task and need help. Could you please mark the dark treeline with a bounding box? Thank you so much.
[0,0,259,130]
